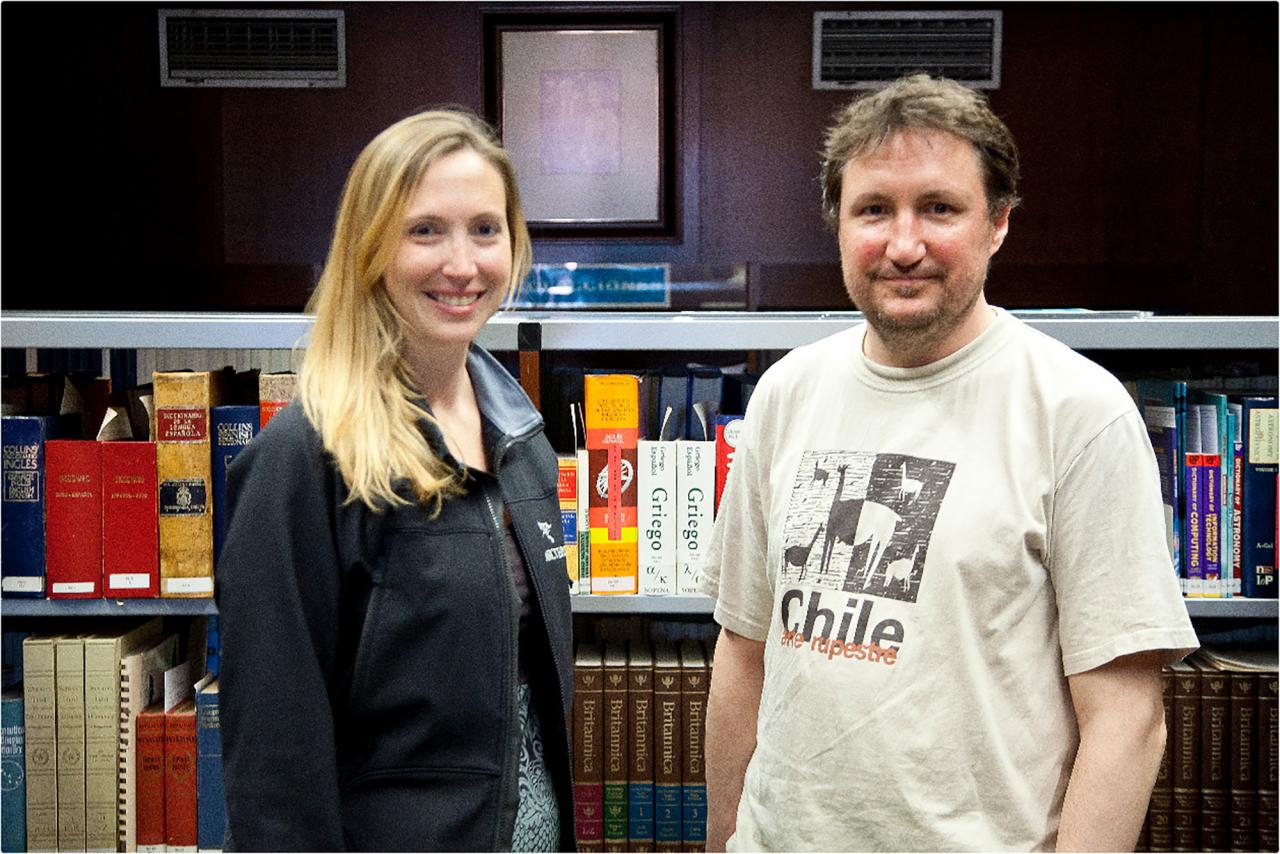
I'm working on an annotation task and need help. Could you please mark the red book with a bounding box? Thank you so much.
[102,441,159,597]
[165,698,198,850]
[574,643,605,852]
[714,415,743,515]
[44,438,102,598]
[136,703,168,851]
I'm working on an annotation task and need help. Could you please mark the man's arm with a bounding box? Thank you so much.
[706,629,766,852]
[1056,650,1169,852]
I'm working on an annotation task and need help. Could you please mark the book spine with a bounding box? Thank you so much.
[1229,672,1257,853]
[155,372,218,598]
[1200,667,1229,850]
[135,709,166,852]
[1241,398,1278,598]
[21,637,56,852]
[118,662,134,853]
[1203,455,1222,598]
[1233,438,1245,597]
[574,649,604,852]
[577,449,591,595]
[211,406,259,564]
[55,637,86,851]
[258,373,297,430]
[558,456,580,594]
[165,703,197,851]
[84,642,121,851]
[1148,668,1173,852]
[675,442,715,596]
[638,441,677,596]
[102,442,160,598]
[714,415,743,516]
[1185,454,1205,597]
[654,653,683,852]
[680,649,707,853]
[628,653,655,852]
[585,375,639,595]
[195,687,224,851]
[45,440,104,598]
[1,417,55,597]
[1260,672,1278,852]
[1141,401,1183,582]
[1171,666,1200,851]
[603,657,628,852]
[2,692,26,854]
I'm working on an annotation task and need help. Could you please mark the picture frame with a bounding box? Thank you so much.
[482,9,678,240]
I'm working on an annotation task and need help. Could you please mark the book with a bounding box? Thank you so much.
[1169,661,1200,852]
[21,635,56,852]
[44,439,103,599]
[1262,670,1278,852]
[2,687,25,854]
[165,698,197,852]
[1196,658,1230,850]
[676,440,715,596]
[585,375,640,595]
[578,448,591,595]
[84,621,162,852]
[638,438,677,596]
[154,371,227,598]
[679,640,708,853]
[686,368,723,441]
[55,635,87,851]
[257,372,297,430]
[628,641,655,852]
[1185,453,1208,598]
[603,643,629,851]
[1,415,66,597]
[1137,381,1187,584]
[119,635,179,853]
[1203,453,1223,598]
[1148,668,1174,852]
[135,703,166,853]
[1229,670,1258,852]
[195,675,224,852]
[654,640,683,852]
[574,642,604,852]
[714,415,743,515]
[102,441,160,598]
[1240,397,1277,598]
[210,404,259,563]
[558,455,581,594]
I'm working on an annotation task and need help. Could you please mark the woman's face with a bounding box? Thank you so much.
[384,147,512,357]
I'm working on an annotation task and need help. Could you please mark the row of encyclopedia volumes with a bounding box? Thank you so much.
[1137,647,1278,853]
[557,374,745,596]
[574,638,711,853]
[4,618,226,853]
[1133,385,1277,599]
[0,370,296,600]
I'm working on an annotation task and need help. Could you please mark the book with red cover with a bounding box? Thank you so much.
[44,439,103,598]
[164,698,198,851]
[136,702,167,852]
[714,415,743,515]
[574,642,604,852]
[102,441,159,598]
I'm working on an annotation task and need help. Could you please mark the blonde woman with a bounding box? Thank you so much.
[216,110,575,852]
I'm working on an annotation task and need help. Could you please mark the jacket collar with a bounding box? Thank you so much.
[466,343,543,442]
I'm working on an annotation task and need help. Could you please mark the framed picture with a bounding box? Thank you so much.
[483,9,678,239]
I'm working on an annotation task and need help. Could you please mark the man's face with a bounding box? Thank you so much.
[837,128,1009,365]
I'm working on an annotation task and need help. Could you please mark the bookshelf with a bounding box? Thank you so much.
[3,309,1277,621]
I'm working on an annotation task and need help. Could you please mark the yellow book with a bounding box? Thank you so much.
[557,455,581,593]
[23,635,58,852]
[55,635,86,851]
[584,375,640,595]
[154,371,227,597]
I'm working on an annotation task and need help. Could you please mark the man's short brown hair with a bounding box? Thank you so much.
[820,74,1020,227]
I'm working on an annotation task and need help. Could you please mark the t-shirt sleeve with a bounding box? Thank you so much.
[1048,408,1199,676]
[699,391,775,642]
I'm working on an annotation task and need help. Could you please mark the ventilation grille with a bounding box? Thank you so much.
[813,11,1001,90]
[159,9,345,88]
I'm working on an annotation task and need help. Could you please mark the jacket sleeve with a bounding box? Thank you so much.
[215,410,349,851]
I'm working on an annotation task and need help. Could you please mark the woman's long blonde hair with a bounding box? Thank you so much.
[299,109,533,513]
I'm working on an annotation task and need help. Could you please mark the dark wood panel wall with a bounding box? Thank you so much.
[3,2,1274,314]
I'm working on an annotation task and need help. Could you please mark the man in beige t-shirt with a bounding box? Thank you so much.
[700,75,1197,852]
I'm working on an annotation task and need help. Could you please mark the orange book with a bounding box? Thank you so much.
[584,375,639,594]
[135,703,167,852]
[164,699,198,851]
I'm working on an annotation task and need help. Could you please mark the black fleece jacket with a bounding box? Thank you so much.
[215,346,576,851]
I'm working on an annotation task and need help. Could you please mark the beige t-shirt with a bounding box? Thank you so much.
[700,309,1198,852]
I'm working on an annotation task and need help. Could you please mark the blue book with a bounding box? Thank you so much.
[1,415,67,597]
[205,615,220,679]
[1137,381,1186,585]
[195,676,225,851]
[657,367,689,442]
[686,367,723,440]
[1240,396,1278,598]
[211,404,260,562]
[1,687,25,853]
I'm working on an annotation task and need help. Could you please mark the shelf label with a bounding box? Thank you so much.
[514,264,670,309]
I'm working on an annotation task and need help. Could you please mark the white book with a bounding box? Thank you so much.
[638,440,678,595]
[676,440,715,595]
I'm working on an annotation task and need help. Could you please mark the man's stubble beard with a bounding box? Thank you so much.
[853,264,990,360]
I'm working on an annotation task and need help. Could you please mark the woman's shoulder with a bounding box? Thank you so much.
[233,399,327,482]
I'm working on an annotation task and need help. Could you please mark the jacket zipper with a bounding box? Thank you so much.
[482,480,522,851]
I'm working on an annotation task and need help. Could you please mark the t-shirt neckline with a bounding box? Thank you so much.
[850,307,1015,392]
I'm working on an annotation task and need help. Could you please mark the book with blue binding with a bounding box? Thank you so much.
[1,415,72,598]
[1240,396,1277,598]
[210,404,260,563]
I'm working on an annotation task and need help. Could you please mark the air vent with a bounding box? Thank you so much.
[158,9,345,88]
[813,10,1001,90]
